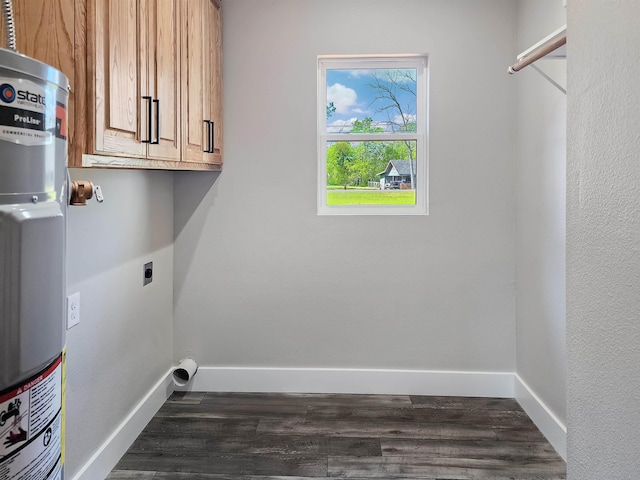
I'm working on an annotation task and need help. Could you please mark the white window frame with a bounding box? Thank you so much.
[317,54,429,216]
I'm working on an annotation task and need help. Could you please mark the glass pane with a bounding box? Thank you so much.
[326,68,417,134]
[326,141,417,206]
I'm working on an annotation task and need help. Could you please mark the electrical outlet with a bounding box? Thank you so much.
[67,292,80,329]
[143,262,153,286]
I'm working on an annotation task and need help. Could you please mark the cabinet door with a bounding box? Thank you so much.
[146,0,181,161]
[93,0,146,157]
[207,0,223,166]
[181,0,208,163]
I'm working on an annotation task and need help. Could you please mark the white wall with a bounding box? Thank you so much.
[567,0,640,477]
[65,169,174,478]
[515,0,566,423]
[174,0,517,375]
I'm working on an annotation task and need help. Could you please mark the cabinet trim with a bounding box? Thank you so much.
[82,154,221,171]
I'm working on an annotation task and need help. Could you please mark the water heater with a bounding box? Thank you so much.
[0,45,69,479]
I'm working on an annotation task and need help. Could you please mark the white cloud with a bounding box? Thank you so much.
[394,113,417,125]
[347,69,372,79]
[327,117,358,133]
[327,83,357,114]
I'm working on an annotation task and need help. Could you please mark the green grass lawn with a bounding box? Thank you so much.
[327,189,416,205]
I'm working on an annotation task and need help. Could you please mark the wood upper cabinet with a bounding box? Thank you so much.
[6,0,222,170]
[92,0,181,163]
[182,0,206,164]
[207,0,223,166]
[182,0,222,166]
[146,0,181,161]
[93,0,146,158]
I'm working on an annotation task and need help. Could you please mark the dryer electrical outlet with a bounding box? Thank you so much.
[144,262,153,286]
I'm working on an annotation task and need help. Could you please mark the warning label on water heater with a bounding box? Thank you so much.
[0,355,63,480]
[0,77,63,146]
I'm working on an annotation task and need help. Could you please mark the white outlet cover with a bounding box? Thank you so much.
[67,292,80,329]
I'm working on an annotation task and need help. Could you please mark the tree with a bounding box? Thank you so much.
[325,119,415,189]
[351,117,383,134]
[326,102,336,119]
[382,141,412,163]
[367,69,417,188]
[326,142,354,187]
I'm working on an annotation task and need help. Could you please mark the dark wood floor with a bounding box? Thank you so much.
[107,392,566,480]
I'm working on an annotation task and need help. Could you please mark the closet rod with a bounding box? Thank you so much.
[508,30,566,74]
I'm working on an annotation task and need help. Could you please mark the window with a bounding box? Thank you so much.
[317,55,428,215]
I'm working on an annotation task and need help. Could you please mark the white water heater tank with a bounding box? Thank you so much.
[0,47,69,480]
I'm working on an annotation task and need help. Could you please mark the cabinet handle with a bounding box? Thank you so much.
[142,96,152,143]
[210,121,215,153]
[203,120,212,153]
[152,98,160,145]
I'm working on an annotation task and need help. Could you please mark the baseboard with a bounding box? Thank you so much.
[176,366,515,398]
[514,374,567,460]
[70,369,174,480]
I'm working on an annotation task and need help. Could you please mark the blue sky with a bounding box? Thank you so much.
[326,68,417,133]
